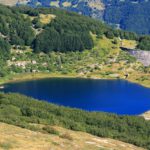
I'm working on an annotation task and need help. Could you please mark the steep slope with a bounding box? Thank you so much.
[103,0,150,34]
[1,0,150,34]
[17,0,150,34]
[0,122,145,150]
[18,0,105,19]
[0,93,150,149]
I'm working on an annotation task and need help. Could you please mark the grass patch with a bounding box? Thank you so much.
[60,133,73,141]
[39,14,56,25]
[121,39,137,49]
[0,142,13,150]
[42,126,60,135]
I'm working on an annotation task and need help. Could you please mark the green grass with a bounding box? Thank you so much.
[0,142,13,150]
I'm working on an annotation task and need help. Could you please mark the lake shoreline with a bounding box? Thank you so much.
[1,72,150,118]
[0,72,150,89]
[0,72,149,88]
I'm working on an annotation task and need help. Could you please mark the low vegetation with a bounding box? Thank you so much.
[59,133,73,141]
[0,93,150,149]
[42,126,60,135]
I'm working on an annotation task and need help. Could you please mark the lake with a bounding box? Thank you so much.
[1,78,150,115]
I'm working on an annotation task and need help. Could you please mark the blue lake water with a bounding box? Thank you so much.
[1,78,150,115]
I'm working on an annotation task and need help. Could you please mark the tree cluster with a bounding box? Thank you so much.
[137,36,150,50]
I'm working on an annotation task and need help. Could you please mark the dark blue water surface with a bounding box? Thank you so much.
[1,78,150,115]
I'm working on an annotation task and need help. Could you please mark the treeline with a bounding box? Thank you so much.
[0,93,150,149]
[33,28,94,52]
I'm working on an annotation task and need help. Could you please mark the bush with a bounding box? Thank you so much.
[137,36,150,50]
[42,126,59,135]
[60,133,73,141]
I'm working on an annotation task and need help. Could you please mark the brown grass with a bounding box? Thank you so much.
[0,122,145,150]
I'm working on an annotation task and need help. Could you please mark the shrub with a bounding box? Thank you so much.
[59,133,73,141]
[42,126,59,135]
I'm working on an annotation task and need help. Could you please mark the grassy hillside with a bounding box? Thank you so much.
[1,34,150,88]
[0,93,150,149]
[0,122,145,150]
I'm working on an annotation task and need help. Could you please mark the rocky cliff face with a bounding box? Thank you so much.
[127,50,150,66]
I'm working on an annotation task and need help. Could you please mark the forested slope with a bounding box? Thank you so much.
[0,4,142,58]
[1,0,150,34]
[2,4,150,57]
[16,0,150,34]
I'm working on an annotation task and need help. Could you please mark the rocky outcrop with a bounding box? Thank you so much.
[142,111,150,120]
[121,48,150,66]
[129,50,150,66]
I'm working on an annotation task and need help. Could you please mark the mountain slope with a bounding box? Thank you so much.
[0,122,145,150]
[0,93,150,149]
[0,4,150,150]
[103,0,150,34]
[15,0,150,34]
[0,4,150,88]
[24,0,105,19]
